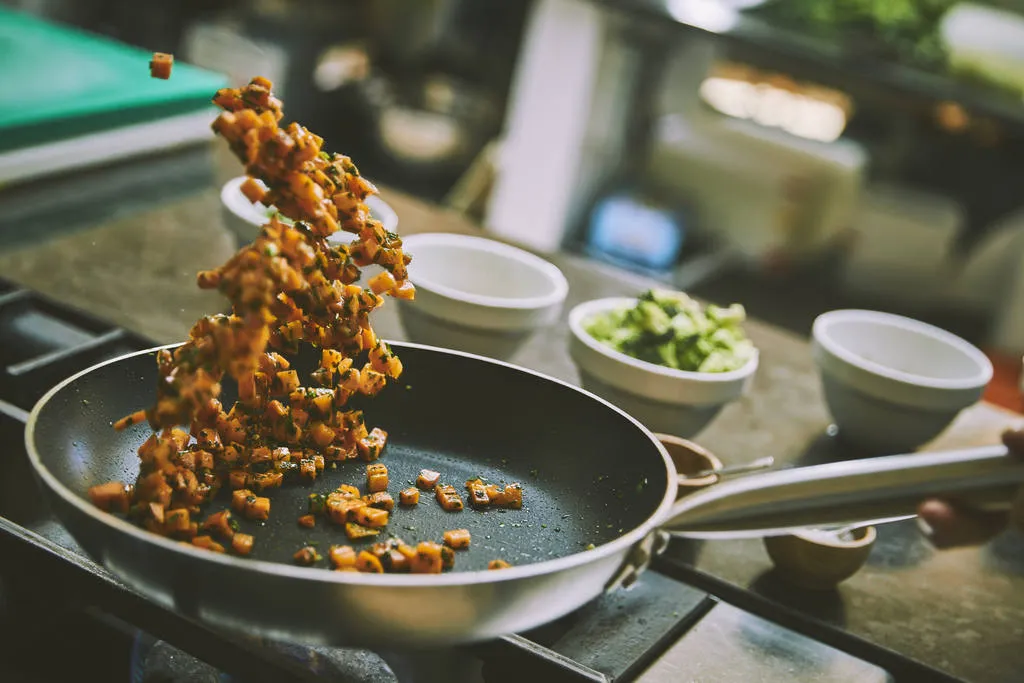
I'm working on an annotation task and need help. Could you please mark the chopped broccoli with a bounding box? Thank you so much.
[584,289,754,373]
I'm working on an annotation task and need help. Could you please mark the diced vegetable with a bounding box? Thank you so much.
[87,481,133,514]
[488,559,512,570]
[231,533,254,555]
[435,484,464,512]
[192,535,226,553]
[583,289,756,373]
[366,463,388,492]
[344,522,380,540]
[355,506,389,528]
[298,514,316,528]
[410,542,444,574]
[443,529,471,549]
[416,469,440,490]
[329,544,357,569]
[149,52,173,79]
[399,487,420,506]
[326,497,365,525]
[465,479,490,508]
[201,510,234,539]
[293,546,321,566]
[243,496,271,521]
[232,488,254,512]
[363,491,394,511]
[165,508,191,533]
[356,550,384,573]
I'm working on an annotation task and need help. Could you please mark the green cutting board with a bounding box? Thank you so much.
[0,7,229,153]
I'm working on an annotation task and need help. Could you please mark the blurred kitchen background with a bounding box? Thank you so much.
[5,0,1024,383]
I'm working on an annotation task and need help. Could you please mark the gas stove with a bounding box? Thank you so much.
[0,276,892,683]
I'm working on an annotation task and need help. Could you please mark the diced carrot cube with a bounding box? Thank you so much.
[88,481,133,514]
[366,463,388,492]
[202,510,235,539]
[231,488,254,512]
[355,506,389,528]
[299,458,317,481]
[252,471,283,491]
[440,545,455,570]
[329,545,357,569]
[298,514,316,529]
[443,529,471,549]
[368,270,397,295]
[466,479,490,508]
[410,542,443,574]
[488,559,512,570]
[192,535,225,553]
[243,496,270,521]
[239,176,265,204]
[399,488,419,506]
[416,469,440,490]
[293,546,321,566]
[165,508,190,532]
[435,484,464,512]
[149,52,173,79]
[334,484,360,498]
[363,492,394,511]
[392,281,416,300]
[344,522,380,540]
[231,533,254,555]
[326,497,364,525]
[276,369,300,393]
[356,550,384,573]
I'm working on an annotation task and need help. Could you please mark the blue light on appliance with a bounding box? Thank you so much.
[586,193,685,272]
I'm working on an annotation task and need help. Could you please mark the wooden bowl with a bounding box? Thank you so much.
[763,526,877,590]
[654,433,723,497]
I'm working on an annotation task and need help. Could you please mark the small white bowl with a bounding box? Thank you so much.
[220,175,398,248]
[812,309,993,454]
[568,297,758,437]
[396,233,569,360]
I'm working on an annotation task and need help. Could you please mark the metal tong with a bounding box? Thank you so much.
[663,445,1024,539]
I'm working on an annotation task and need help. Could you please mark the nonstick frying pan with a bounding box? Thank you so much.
[28,342,1024,649]
[26,342,680,647]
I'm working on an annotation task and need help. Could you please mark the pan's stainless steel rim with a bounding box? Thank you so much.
[25,340,678,590]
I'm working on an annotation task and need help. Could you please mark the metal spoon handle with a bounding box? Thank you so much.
[662,445,1024,538]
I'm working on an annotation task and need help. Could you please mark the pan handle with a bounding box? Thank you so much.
[604,530,671,593]
[658,445,1024,538]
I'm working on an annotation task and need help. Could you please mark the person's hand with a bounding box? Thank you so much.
[917,427,1024,549]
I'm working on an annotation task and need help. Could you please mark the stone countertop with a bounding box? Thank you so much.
[1,144,1023,682]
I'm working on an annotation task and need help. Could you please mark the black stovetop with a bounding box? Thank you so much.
[0,276,893,683]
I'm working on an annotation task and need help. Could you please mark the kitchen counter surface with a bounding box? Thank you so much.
[1,144,1022,682]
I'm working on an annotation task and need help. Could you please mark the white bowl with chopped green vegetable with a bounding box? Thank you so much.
[568,290,758,437]
[220,175,398,248]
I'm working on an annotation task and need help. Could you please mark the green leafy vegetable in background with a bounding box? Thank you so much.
[749,0,1024,86]
[584,289,756,373]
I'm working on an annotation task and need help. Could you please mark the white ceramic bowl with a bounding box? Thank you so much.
[568,297,758,437]
[812,309,993,454]
[219,175,398,248]
[396,233,569,360]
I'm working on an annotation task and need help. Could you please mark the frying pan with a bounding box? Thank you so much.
[26,342,679,647]
[26,341,1024,649]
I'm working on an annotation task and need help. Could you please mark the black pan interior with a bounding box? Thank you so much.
[32,343,670,572]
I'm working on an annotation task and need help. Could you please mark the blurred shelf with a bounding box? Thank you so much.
[590,0,1024,132]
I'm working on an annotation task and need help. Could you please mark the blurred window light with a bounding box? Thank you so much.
[698,71,850,143]
[666,0,740,33]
